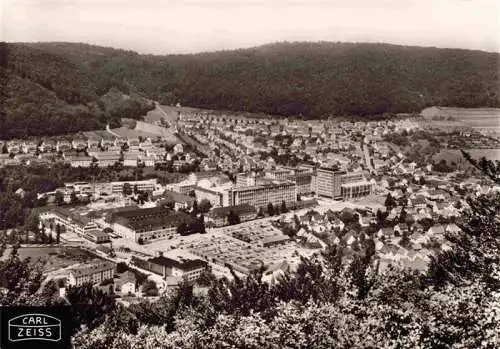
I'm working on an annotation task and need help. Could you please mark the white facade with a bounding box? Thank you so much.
[68,263,115,286]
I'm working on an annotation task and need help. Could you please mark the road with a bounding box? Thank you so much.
[362,141,376,175]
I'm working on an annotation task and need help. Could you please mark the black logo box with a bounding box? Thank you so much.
[0,306,71,349]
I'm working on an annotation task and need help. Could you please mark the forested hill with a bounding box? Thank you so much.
[27,41,500,118]
[1,41,499,139]
[0,43,154,140]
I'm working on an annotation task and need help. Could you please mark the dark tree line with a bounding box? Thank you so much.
[0,43,154,139]
[23,41,500,120]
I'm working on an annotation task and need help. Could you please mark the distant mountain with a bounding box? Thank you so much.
[2,41,499,139]
[0,43,154,140]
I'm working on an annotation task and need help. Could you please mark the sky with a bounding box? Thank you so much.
[1,0,499,54]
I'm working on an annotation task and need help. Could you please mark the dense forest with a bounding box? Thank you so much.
[26,41,500,117]
[0,43,154,139]
[1,41,499,139]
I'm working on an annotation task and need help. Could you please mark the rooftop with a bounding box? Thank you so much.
[208,204,256,218]
[148,255,207,271]
[70,261,115,277]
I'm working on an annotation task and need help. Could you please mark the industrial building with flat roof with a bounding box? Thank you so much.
[206,204,257,227]
[132,252,208,283]
[39,207,109,243]
[224,222,290,247]
[110,207,192,242]
[228,179,296,209]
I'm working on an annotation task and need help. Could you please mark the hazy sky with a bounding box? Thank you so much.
[1,0,499,54]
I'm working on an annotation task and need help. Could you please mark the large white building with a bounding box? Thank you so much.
[109,207,192,242]
[315,168,365,199]
[340,181,373,200]
[228,180,297,208]
[68,261,115,286]
[39,207,109,243]
[132,252,208,283]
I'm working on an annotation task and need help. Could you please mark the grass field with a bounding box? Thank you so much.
[445,108,500,128]
[2,246,101,273]
[464,148,500,161]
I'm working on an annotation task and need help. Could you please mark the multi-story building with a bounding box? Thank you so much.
[264,169,292,180]
[109,179,158,194]
[229,180,297,209]
[193,186,228,207]
[94,153,120,167]
[316,168,346,199]
[110,207,191,242]
[287,172,313,195]
[65,182,93,196]
[340,181,373,200]
[123,153,139,167]
[133,252,207,283]
[39,207,109,243]
[235,173,256,187]
[159,190,195,210]
[68,156,93,168]
[141,156,156,167]
[316,168,366,199]
[68,261,115,286]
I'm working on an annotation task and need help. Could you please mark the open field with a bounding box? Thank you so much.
[109,127,160,140]
[449,108,500,128]
[1,246,100,273]
[464,148,500,161]
[82,130,116,141]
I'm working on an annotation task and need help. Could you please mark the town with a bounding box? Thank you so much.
[1,103,498,303]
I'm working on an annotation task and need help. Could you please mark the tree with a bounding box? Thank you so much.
[56,224,61,244]
[267,203,275,216]
[55,191,64,206]
[25,213,40,237]
[123,183,132,196]
[198,199,212,213]
[116,262,128,274]
[399,207,407,223]
[281,200,288,213]
[65,283,116,334]
[399,231,411,248]
[0,243,45,305]
[461,151,500,183]
[1,143,8,154]
[191,200,199,215]
[376,209,386,223]
[384,193,396,210]
[197,269,216,287]
[227,210,240,225]
[197,215,206,234]
[141,280,159,297]
[177,222,188,235]
[70,191,79,205]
